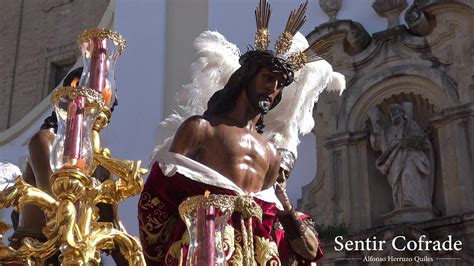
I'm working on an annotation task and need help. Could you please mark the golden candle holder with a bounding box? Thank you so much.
[179,194,236,266]
[178,194,264,265]
[0,29,147,265]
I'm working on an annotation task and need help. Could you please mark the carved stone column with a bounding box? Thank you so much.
[372,0,408,29]
[319,0,342,22]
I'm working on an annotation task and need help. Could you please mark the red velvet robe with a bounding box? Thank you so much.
[138,153,321,265]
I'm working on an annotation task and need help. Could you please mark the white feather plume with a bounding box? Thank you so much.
[263,32,346,157]
[149,30,346,164]
[149,31,240,166]
[285,32,308,54]
[0,161,21,190]
[326,71,346,96]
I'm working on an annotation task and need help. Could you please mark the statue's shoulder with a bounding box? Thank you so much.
[171,115,213,154]
[180,115,211,130]
[175,115,214,143]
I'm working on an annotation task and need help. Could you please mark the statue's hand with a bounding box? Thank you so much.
[274,183,292,212]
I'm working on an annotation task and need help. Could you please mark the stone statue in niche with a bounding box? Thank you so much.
[368,102,435,223]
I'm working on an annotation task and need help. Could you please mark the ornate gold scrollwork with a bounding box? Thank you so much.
[0,100,147,264]
[93,148,147,203]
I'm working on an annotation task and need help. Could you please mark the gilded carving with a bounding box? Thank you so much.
[50,86,105,112]
[77,28,126,55]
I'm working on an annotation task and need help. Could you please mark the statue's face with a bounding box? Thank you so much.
[246,67,284,114]
[390,108,405,125]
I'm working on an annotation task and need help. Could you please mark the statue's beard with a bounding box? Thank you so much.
[258,100,271,115]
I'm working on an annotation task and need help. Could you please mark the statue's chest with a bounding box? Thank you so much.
[213,129,267,160]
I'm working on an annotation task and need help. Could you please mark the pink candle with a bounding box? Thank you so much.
[206,205,216,265]
[89,37,107,93]
[195,193,217,265]
[63,96,85,168]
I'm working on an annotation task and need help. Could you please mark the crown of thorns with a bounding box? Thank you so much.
[240,50,295,87]
[253,0,331,71]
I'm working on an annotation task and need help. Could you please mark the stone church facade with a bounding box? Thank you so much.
[299,0,474,264]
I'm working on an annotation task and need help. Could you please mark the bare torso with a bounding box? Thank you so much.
[170,115,279,193]
[169,67,287,193]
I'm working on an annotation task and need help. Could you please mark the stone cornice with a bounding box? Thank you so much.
[307,20,371,58]
[431,103,474,126]
[325,130,368,149]
[307,0,472,74]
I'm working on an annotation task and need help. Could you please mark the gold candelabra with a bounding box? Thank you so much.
[0,29,147,265]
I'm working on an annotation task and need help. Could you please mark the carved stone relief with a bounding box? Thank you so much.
[300,0,473,229]
[368,102,435,224]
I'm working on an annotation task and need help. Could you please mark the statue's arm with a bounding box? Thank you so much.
[275,185,320,260]
[10,129,54,246]
[169,115,210,158]
[28,129,55,195]
[286,214,320,260]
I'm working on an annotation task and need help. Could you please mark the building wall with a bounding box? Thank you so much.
[0,0,110,131]
[301,0,473,226]
[299,0,474,263]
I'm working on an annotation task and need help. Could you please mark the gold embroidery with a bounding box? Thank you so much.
[139,192,176,263]
[254,236,280,266]
[164,231,188,266]
[222,224,235,261]
[143,250,164,263]
[165,240,182,264]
